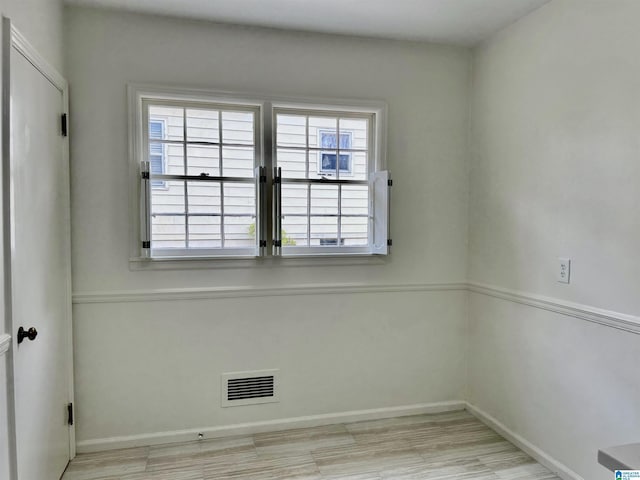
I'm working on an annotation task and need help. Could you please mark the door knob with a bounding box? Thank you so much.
[17,327,38,344]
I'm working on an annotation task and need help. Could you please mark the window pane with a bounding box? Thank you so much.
[281,184,308,216]
[149,142,165,172]
[340,117,368,150]
[149,121,164,140]
[310,216,338,245]
[277,148,306,179]
[222,111,254,145]
[187,108,219,143]
[149,139,166,187]
[150,154,164,183]
[150,105,183,141]
[276,114,306,148]
[151,180,185,215]
[223,216,255,247]
[341,216,368,246]
[319,238,345,246]
[281,215,307,246]
[310,185,338,215]
[152,215,186,248]
[319,152,338,176]
[350,151,368,181]
[224,183,255,215]
[309,150,330,179]
[314,151,353,177]
[187,181,220,214]
[187,145,219,176]
[309,116,337,148]
[160,143,185,176]
[341,185,369,215]
[320,131,351,149]
[188,216,221,248]
[222,147,254,177]
[310,152,352,178]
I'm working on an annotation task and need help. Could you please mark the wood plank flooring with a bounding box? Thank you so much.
[62,411,561,479]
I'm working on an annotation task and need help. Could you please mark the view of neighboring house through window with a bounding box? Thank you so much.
[134,87,389,260]
[275,111,371,250]
[319,130,352,175]
[145,102,258,256]
[148,120,166,187]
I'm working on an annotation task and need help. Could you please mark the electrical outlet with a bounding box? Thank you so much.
[558,258,571,284]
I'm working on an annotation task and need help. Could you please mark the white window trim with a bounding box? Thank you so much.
[128,83,389,269]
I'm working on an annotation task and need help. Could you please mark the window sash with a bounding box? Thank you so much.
[142,99,262,258]
[273,108,378,255]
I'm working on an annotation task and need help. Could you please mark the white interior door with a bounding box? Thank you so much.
[5,22,73,480]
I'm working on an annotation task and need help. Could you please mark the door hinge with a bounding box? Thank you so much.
[387,239,393,247]
[259,240,267,248]
[67,403,74,426]
[141,171,150,180]
[142,240,151,249]
[61,114,68,137]
[273,240,282,247]
[387,179,393,187]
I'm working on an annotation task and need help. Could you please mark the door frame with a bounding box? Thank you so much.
[1,16,75,479]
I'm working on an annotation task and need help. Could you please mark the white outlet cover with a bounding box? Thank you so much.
[558,257,571,284]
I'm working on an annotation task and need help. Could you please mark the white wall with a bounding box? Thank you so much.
[65,7,471,448]
[468,1,640,478]
[0,0,65,478]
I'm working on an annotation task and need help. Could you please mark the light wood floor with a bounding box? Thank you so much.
[62,411,561,479]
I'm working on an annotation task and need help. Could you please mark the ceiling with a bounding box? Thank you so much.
[64,0,551,46]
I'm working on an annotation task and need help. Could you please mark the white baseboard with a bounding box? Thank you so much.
[76,400,466,453]
[466,403,585,480]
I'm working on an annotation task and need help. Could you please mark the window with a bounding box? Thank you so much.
[140,100,260,258]
[132,86,390,261]
[320,238,345,246]
[149,120,166,187]
[274,110,386,255]
[319,131,352,175]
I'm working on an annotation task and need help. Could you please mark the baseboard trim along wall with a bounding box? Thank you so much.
[466,403,585,480]
[76,400,466,453]
[76,398,589,480]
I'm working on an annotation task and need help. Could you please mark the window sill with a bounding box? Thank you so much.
[129,253,388,271]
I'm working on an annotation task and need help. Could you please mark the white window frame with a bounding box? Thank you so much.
[272,105,388,257]
[128,84,389,266]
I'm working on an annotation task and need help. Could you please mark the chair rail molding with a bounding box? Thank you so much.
[71,281,640,336]
[468,282,640,335]
[72,282,468,304]
[0,334,11,356]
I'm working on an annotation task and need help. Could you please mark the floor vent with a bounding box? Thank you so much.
[221,370,279,407]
